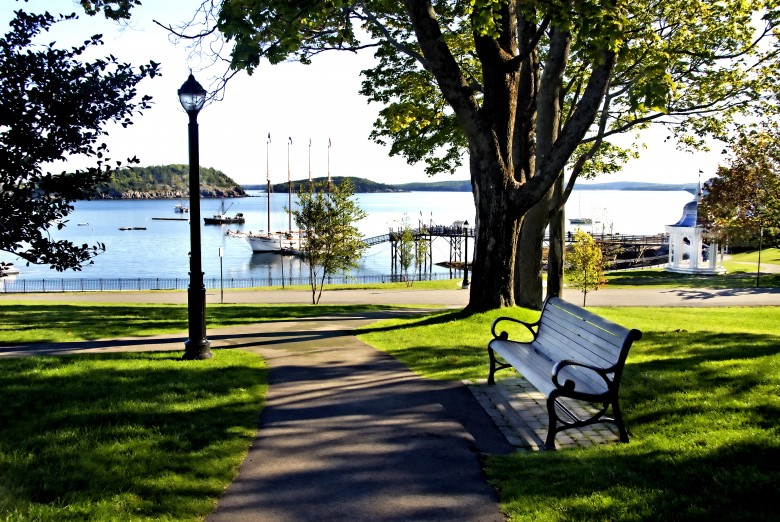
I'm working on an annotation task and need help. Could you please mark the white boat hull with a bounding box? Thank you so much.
[246,234,279,253]
[246,233,302,254]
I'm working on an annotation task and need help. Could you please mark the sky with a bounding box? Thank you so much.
[3,1,727,187]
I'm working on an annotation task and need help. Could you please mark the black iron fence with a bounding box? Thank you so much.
[1,272,459,294]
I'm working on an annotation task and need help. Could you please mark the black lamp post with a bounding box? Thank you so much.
[462,220,470,288]
[179,73,212,360]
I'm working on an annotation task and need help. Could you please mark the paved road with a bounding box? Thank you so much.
[2,286,779,307]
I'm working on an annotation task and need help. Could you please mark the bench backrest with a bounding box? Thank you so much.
[536,297,642,388]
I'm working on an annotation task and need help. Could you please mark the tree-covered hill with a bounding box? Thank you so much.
[95,165,246,199]
[268,176,406,193]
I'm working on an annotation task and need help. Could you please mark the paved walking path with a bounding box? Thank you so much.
[4,285,780,307]
[2,287,778,520]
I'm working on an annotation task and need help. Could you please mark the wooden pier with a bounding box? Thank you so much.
[362,227,669,274]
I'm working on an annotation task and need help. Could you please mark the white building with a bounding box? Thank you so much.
[665,192,726,274]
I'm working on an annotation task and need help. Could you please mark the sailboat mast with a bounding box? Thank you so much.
[266,133,271,234]
[288,137,292,233]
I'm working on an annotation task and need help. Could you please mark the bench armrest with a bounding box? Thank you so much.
[490,316,539,340]
[551,359,614,394]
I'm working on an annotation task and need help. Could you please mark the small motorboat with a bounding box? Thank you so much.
[204,200,245,225]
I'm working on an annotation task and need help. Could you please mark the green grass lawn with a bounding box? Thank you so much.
[0,349,266,521]
[729,246,780,265]
[0,302,405,344]
[358,306,780,521]
[605,248,780,288]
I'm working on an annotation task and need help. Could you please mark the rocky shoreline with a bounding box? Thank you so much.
[94,187,246,199]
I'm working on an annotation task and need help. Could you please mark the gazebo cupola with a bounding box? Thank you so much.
[664,189,726,274]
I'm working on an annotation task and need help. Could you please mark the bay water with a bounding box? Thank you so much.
[3,190,695,282]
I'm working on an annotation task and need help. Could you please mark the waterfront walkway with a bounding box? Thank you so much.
[5,285,780,306]
[2,287,778,521]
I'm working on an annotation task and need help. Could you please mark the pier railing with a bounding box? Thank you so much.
[0,272,460,294]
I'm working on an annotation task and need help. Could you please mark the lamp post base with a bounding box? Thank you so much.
[182,338,213,360]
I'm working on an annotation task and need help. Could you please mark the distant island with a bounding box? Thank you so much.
[94,165,246,199]
[92,166,698,198]
[246,177,697,193]
[263,176,409,194]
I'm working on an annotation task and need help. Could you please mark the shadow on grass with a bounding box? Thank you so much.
[486,327,780,520]
[608,269,780,289]
[486,439,780,520]
[0,350,267,519]
[357,309,472,336]
[622,330,780,429]
[0,303,419,346]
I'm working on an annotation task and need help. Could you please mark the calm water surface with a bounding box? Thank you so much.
[4,190,694,281]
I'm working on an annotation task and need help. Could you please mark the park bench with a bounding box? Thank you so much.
[487,296,642,450]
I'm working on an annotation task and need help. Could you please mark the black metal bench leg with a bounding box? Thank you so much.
[612,398,630,443]
[487,347,497,385]
[544,396,558,450]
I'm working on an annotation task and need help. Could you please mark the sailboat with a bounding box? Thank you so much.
[245,135,302,254]
[568,193,592,225]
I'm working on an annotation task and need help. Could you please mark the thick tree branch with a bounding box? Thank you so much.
[514,48,617,211]
[354,5,430,70]
[404,0,481,138]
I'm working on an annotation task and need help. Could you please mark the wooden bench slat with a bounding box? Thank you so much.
[535,326,616,372]
[549,298,634,339]
[543,305,627,350]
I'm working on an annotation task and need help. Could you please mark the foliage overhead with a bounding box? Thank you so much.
[700,124,780,243]
[0,8,158,271]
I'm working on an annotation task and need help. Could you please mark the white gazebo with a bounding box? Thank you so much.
[665,192,726,274]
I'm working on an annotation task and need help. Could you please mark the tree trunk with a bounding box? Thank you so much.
[466,169,518,311]
[514,25,570,309]
[514,198,547,310]
[547,175,566,298]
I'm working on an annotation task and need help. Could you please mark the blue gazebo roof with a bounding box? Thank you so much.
[669,198,700,227]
